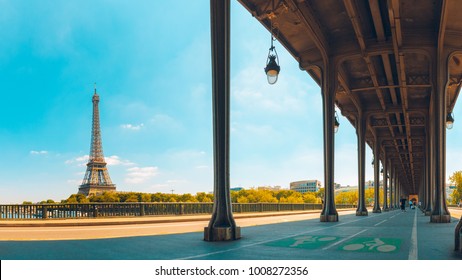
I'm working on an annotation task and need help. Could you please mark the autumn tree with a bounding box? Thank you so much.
[449,170,462,205]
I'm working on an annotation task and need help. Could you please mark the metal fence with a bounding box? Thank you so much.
[0,203,356,220]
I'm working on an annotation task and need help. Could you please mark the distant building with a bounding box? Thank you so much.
[258,186,282,191]
[230,187,244,191]
[290,180,321,193]
[335,185,358,193]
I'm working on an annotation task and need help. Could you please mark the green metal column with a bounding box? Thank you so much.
[382,151,389,211]
[373,135,382,213]
[204,0,241,241]
[430,49,450,223]
[356,112,368,216]
[320,59,339,222]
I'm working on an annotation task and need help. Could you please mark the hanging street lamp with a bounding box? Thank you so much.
[264,0,281,85]
[265,36,280,85]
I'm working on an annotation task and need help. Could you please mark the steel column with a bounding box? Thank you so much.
[395,171,399,208]
[320,59,339,222]
[356,112,368,216]
[373,135,381,213]
[430,51,451,223]
[204,0,241,241]
[389,167,394,210]
[382,151,389,211]
[420,152,426,210]
[424,112,433,215]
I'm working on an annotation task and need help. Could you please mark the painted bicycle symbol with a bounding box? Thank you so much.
[342,238,397,252]
[290,235,337,247]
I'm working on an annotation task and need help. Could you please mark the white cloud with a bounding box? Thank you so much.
[30,150,48,155]
[65,155,134,167]
[65,155,89,166]
[105,155,135,166]
[76,155,89,162]
[121,123,144,130]
[125,166,159,184]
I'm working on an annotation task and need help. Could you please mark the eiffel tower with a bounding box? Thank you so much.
[78,87,116,196]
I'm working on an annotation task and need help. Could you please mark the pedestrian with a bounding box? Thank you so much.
[400,197,406,212]
[409,200,413,209]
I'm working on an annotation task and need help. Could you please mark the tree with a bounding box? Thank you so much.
[449,170,462,205]
[139,193,151,202]
[179,193,198,202]
[303,192,320,203]
[124,194,139,202]
[196,192,213,202]
[335,190,358,205]
[90,192,120,202]
[63,194,90,204]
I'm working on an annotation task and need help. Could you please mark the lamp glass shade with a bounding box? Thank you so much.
[265,56,280,85]
[266,71,278,84]
[446,113,454,129]
[334,116,340,133]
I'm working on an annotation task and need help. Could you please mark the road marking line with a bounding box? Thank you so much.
[374,219,388,226]
[321,229,369,251]
[408,209,418,260]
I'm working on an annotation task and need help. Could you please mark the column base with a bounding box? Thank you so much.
[356,210,368,216]
[320,214,338,222]
[424,210,432,216]
[383,208,390,212]
[204,226,241,241]
[372,208,382,213]
[430,215,451,223]
[455,218,462,252]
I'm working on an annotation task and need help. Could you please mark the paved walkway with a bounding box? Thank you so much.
[0,207,460,260]
[0,209,326,227]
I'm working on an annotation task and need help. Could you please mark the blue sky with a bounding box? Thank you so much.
[0,1,461,204]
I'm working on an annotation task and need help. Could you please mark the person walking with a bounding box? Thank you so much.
[400,197,406,212]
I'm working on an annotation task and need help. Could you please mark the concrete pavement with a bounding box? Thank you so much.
[0,208,461,260]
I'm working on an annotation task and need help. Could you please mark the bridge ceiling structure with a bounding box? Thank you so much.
[238,0,462,196]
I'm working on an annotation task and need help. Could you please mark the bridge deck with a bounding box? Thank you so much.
[0,208,461,260]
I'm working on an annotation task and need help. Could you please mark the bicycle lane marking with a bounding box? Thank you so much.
[321,229,369,251]
[408,209,418,260]
[178,212,383,260]
[323,212,404,253]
